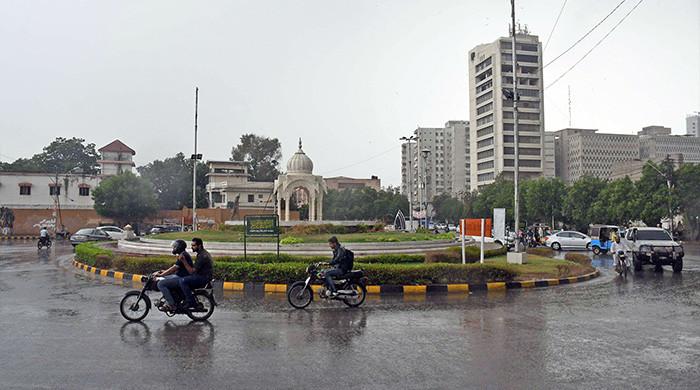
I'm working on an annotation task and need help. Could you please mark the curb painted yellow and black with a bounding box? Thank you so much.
[0,236,39,240]
[72,259,600,295]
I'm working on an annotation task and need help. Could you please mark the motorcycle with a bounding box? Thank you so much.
[119,273,216,322]
[287,262,367,309]
[37,236,52,250]
[615,250,630,278]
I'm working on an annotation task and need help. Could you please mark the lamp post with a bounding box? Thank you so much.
[421,149,431,229]
[510,0,521,252]
[191,87,202,232]
[400,135,418,231]
[648,162,674,235]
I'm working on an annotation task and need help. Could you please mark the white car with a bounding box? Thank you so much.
[545,231,591,251]
[96,226,125,240]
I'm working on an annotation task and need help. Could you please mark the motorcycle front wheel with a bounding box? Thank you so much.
[120,291,150,322]
[342,282,367,308]
[186,291,215,321]
[287,281,312,309]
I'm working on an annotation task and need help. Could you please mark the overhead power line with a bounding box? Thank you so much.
[546,0,644,90]
[543,0,569,51]
[544,0,627,68]
[320,144,400,175]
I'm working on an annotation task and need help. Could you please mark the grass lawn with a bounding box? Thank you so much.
[485,255,595,281]
[151,230,455,243]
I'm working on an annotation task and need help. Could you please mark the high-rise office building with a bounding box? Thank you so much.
[468,31,546,191]
[639,125,700,163]
[687,112,699,137]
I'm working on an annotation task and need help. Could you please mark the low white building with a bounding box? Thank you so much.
[205,161,275,210]
[0,172,100,209]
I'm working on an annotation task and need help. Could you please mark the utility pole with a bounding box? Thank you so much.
[421,149,431,229]
[511,0,521,252]
[192,87,199,232]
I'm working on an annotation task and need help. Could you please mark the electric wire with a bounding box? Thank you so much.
[543,0,569,51]
[545,0,644,90]
[544,0,627,68]
[320,144,400,175]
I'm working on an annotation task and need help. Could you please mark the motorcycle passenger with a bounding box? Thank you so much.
[154,239,193,311]
[610,233,625,272]
[324,236,352,298]
[39,226,50,245]
[179,238,213,310]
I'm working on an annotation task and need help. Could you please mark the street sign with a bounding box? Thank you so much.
[460,218,492,237]
[244,215,279,236]
[191,153,203,160]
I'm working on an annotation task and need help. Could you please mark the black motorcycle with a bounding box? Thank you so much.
[37,236,52,250]
[287,262,367,309]
[120,273,216,322]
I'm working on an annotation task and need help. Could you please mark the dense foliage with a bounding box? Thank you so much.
[322,187,408,222]
[92,172,159,225]
[137,152,208,209]
[0,137,100,174]
[231,134,282,182]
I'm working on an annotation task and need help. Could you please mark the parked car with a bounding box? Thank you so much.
[96,226,125,240]
[545,231,591,251]
[149,225,182,235]
[70,228,112,246]
[623,227,684,272]
[588,224,620,255]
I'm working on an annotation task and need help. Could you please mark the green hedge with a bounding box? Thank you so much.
[564,253,592,266]
[526,247,555,258]
[425,245,508,264]
[75,243,114,266]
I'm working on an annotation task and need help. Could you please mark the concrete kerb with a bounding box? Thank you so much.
[71,258,601,295]
[0,236,39,240]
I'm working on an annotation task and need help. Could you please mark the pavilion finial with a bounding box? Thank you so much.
[298,138,302,150]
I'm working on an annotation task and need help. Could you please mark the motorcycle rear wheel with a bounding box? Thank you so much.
[342,282,367,308]
[120,291,150,322]
[185,291,215,321]
[287,281,312,309]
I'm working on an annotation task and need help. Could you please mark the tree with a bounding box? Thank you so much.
[322,187,408,222]
[472,175,516,223]
[0,137,99,174]
[432,194,466,224]
[137,153,208,210]
[231,134,282,182]
[562,176,607,230]
[636,159,680,226]
[521,177,566,226]
[589,177,637,226]
[676,163,700,240]
[92,172,158,225]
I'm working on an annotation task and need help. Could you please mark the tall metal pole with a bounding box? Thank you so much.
[511,0,521,251]
[192,87,199,232]
[407,139,414,231]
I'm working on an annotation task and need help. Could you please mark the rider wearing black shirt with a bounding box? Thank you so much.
[179,238,214,309]
[155,240,193,310]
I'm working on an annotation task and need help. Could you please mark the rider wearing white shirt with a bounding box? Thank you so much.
[610,233,624,271]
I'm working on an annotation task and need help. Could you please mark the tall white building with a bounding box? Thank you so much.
[400,121,470,208]
[468,31,546,191]
[687,112,699,137]
[639,126,700,163]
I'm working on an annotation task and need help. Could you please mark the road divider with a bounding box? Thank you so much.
[72,258,600,295]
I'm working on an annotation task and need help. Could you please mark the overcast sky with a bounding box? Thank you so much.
[1,0,698,187]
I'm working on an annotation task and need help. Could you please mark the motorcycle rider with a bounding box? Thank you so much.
[324,236,352,298]
[39,226,50,246]
[610,233,625,272]
[179,238,213,310]
[154,239,193,311]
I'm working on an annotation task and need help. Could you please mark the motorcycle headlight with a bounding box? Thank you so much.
[639,245,651,252]
[673,246,683,253]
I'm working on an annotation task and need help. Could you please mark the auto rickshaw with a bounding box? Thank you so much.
[588,224,620,255]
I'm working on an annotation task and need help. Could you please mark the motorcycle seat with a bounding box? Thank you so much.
[341,270,364,279]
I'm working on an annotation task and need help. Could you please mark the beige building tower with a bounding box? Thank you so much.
[468,31,547,191]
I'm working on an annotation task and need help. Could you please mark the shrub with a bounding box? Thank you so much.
[372,222,386,232]
[526,247,555,258]
[219,224,245,232]
[355,224,368,233]
[564,253,592,266]
[75,243,114,266]
[280,236,304,245]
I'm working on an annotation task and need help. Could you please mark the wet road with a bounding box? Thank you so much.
[1,242,699,389]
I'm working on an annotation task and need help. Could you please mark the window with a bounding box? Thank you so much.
[477,138,494,148]
[476,102,493,115]
[247,194,254,203]
[477,149,494,159]
[476,114,493,126]
[477,125,494,138]
[475,56,492,72]
[476,91,492,105]
[258,194,264,198]
[79,187,90,196]
[49,186,60,196]
[19,185,31,196]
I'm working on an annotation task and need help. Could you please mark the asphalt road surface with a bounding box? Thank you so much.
[1,241,699,389]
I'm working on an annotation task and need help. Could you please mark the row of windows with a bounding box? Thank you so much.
[475,56,492,73]
[19,185,90,197]
[476,80,492,93]
[476,114,493,126]
[503,123,540,132]
[503,111,540,120]
[501,53,539,63]
[477,149,494,160]
[503,159,541,168]
[477,138,494,149]
[504,135,541,144]
[478,172,495,182]
[500,42,538,52]
[476,91,493,104]
[476,102,493,115]
[477,125,494,138]
[504,147,541,156]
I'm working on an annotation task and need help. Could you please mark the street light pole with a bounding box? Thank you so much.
[192,87,199,232]
[400,135,418,231]
[648,162,674,234]
[510,0,521,252]
[421,149,431,229]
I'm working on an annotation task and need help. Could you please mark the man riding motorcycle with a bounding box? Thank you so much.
[179,238,213,310]
[39,226,50,246]
[324,236,353,298]
[153,239,193,311]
